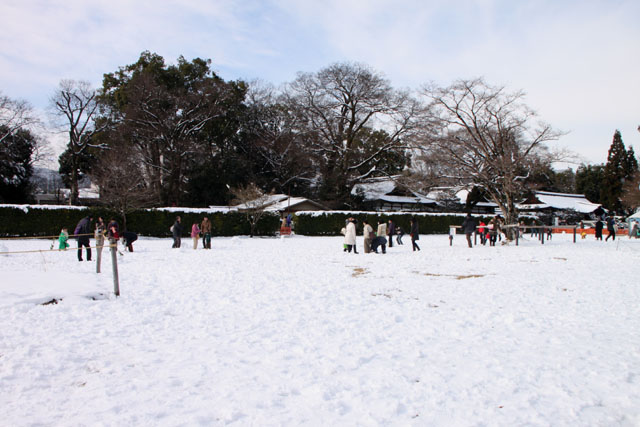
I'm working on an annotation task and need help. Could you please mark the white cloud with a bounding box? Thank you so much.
[1,0,638,165]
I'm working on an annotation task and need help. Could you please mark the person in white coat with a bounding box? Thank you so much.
[344,217,358,254]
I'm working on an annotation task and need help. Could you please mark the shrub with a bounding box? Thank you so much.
[292,211,489,235]
[0,205,280,237]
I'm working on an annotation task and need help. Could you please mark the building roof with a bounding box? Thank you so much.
[519,191,602,213]
[233,194,327,212]
[351,177,437,205]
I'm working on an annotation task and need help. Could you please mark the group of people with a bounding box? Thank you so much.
[463,214,505,248]
[171,216,213,249]
[591,215,617,241]
[342,217,420,254]
[58,215,137,261]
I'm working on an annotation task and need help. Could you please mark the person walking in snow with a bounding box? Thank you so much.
[74,215,93,261]
[396,226,404,245]
[595,218,604,241]
[191,222,201,249]
[171,216,183,248]
[200,217,212,249]
[478,221,487,245]
[377,220,387,241]
[605,215,616,241]
[344,217,358,253]
[461,213,477,248]
[489,216,500,246]
[410,217,420,252]
[363,220,374,254]
[387,219,395,248]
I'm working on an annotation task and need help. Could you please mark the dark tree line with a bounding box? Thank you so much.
[68,52,426,209]
[3,51,638,216]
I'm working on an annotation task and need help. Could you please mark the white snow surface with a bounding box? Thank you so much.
[1,234,639,426]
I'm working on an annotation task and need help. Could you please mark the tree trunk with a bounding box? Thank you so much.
[70,155,79,206]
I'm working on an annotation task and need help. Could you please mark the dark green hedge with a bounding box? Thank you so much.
[0,206,280,238]
[0,205,495,238]
[293,211,493,235]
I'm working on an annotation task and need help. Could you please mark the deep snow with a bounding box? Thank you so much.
[1,233,639,426]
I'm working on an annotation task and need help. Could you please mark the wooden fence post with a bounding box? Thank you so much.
[96,239,103,274]
[110,239,120,297]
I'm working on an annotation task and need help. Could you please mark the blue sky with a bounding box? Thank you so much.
[2,0,639,167]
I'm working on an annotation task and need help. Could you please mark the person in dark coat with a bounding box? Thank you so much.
[121,231,138,252]
[605,215,616,241]
[74,215,93,261]
[461,213,477,248]
[370,236,387,254]
[387,220,395,248]
[410,217,420,251]
[595,219,604,240]
[172,216,183,248]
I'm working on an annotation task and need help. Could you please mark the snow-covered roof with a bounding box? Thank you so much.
[628,211,640,220]
[351,178,436,205]
[520,191,602,213]
[234,194,326,212]
[377,194,435,204]
[58,186,100,199]
[232,194,288,211]
[265,197,326,211]
[351,179,398,199]
[427,187,469,204]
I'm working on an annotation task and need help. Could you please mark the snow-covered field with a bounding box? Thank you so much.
[1,233,639,426]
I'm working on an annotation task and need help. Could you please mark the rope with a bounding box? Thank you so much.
[0,233,97,240]
[0,244,117,256]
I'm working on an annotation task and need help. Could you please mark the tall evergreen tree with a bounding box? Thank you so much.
[625,145,638,177]
[99,51,247,206]
[0,125,37,203]
[600,130,629,213]
[576,164,604,204]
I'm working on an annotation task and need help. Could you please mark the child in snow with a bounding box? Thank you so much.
[396,226,404,245]
[58,227,70,250]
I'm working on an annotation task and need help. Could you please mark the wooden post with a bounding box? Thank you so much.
[96,238,103,273]
[110,239,120,297]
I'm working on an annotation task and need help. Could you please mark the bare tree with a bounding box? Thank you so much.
[284,62,425,203]
[49,80,107,205]
[90,141,154,230]
[243,82,315,194]
[0,91,40,144]
[419,79,562,235]
[230,183,273,237]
